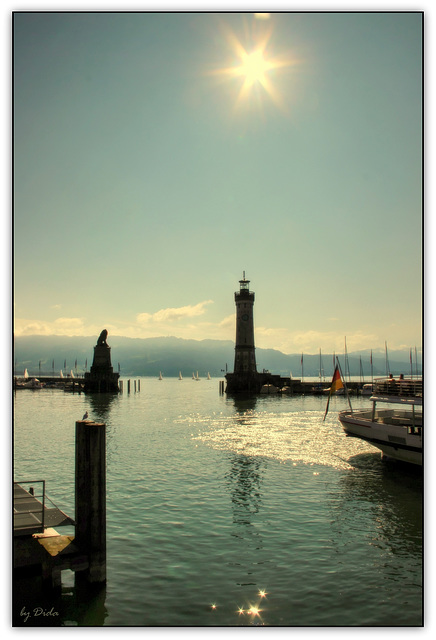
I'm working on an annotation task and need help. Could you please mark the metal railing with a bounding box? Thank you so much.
[373,376,422,398]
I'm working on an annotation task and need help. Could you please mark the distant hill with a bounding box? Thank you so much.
[13,335,421,379]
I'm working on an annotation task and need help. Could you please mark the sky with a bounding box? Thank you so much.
[12,7,423,356]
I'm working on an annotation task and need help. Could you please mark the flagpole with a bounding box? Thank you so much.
[323,358,338,420]
[336,357,353,414]
[323,390,332,421]
[323,357,352,421]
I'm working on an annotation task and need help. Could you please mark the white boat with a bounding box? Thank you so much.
[207,372,211,380]
[179,371,183,380]
[158,371,163,380]
[338,377,422,466]
[196,371,200,381]
[192,372,196,380]
[360,383,374,396]
[323,386,345,395]
[260,383,278,394]
[15,377,45,389]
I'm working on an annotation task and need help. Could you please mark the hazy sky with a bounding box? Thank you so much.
[13,10,422,354]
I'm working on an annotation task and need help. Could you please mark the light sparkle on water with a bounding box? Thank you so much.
[187,406,377,470]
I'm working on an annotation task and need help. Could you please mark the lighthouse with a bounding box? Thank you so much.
[225,273,262,394]
[233,272,257,374]
[225,274,299,395]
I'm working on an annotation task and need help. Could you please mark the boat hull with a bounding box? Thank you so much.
[339,411,422,466]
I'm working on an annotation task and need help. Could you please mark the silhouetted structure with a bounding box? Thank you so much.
[225,275,303,395]
[225,274,265,394]
[84,330,119,393]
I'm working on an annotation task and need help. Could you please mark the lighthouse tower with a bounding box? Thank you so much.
[225,273,261,395]
[234,272,257,374]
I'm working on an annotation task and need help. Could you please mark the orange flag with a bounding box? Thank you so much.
[330,366,344,394]
[323,365,344,421]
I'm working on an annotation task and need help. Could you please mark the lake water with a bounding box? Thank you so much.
[13,378,423,627]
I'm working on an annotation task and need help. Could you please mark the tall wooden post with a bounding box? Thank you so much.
[75,420,106,583]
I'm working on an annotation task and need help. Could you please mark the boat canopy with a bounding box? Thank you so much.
[370,395,422,406]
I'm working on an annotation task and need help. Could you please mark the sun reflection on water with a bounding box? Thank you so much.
[183,406,377,471]
[210,589,268,625]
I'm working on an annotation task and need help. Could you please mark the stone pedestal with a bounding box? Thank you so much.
[84,330,119,393]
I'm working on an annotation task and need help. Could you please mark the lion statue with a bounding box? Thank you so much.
[97,329,108,346]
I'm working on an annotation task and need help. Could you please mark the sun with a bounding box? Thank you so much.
[207,21,299,113]
[237,49,271,87]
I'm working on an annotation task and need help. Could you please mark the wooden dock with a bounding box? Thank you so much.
[14,421,107,590]
[14,376,85,391]
[14,482,74,536]
[14,482,82,588]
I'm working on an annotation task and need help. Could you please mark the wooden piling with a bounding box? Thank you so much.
[75,420,106,584]
[127,379,131,393]
[138,379,140,392]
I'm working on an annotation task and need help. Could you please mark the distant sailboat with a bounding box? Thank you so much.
[60,370,64,378]
[179,371,183,380]
[196,371,200,381]
[192,372,196,380]
[23,368,29,379]
[159,371,163,380]
[207,372,211,380]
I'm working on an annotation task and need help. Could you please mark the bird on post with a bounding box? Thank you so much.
[82,411,89,420]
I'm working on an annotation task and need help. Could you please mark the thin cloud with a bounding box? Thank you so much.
[15,317,86,336]
[14,317,115,337]
[255,326,380,354]
[137,300,213,325]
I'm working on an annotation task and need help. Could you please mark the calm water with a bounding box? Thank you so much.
[13,378,423,627]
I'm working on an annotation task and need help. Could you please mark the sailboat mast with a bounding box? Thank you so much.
[385,341,390,376]
[344,337,350,382]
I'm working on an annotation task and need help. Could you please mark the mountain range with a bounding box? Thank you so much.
[13,335,422,379]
